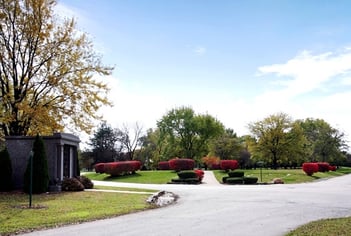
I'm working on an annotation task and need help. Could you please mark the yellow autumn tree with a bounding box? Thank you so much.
[0,0,113,136]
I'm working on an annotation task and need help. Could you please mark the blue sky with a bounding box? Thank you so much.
[57,0,351,147]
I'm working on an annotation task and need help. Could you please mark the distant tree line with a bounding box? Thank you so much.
[80,107,350,170]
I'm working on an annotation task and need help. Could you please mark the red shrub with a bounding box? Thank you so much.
[194,169,205,181]
[104,161,141,176]
[94,163,105,173]
[220,160,239,171]
[302,163,319,176]
[317,162,330,172]
[169,158,195,171]
[211,163,221,170]
[329,165,337,171]
[158,161,170,170]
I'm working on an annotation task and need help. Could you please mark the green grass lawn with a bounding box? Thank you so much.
[213,167,351,184]
[94,185,158,193]
[3,168,350,235]
[0,191,154,235]
[286,217,351,236]
[85,170,178,184]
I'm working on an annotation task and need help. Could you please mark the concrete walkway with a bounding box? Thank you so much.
[202,170,221,185]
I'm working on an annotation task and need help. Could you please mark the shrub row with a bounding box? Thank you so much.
[158,161,170,170]
[169,158,195,171]
[302,162,337,176]
[158,158,195,171]
[94,161,142,176]
[220,160,239,172]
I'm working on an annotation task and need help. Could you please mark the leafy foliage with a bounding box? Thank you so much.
[297,118,347,164]
[157,106,224,159]
[24,135,49,193]
[157,161,170,170]
[168,158,195,171]
[220,160,239,171]
[89,122,118,163]
[208,129,243,160]
[302,163,319,176]
[201,156,220,169]
[0,0,113,136]
[248,112,308,169]
[0,147,13,191]
[96,161,142,176]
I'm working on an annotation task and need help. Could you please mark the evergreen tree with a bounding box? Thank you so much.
[0,147,13,191]
[24,135,49,193]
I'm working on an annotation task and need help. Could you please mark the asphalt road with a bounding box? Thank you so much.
[21,174,351,236]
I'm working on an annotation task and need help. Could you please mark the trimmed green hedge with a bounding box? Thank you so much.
[171,178,199,184]
[243,177,258,184]
[226,177,243,184]
[177,171,197,179]
[228,171,244,178]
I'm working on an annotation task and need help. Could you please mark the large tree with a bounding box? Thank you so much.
[89,122,118,163]
[157,107,224,159]
[115,123,144,160]
[0,0,113,136]
[138,128,177,169]
[208,128,243,160]
[297,118,347,164]
[248,112,307,169]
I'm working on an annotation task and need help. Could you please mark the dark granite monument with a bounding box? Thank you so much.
[5,133,80,190]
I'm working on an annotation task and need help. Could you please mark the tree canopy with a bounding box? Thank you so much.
[297,118,347,163]
[248,112,308,169]
[89,122,118,163]
[0,0,113,136]
[157,107,224,159]
[248,113,348,168]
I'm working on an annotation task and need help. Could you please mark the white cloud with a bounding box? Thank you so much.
[194,46,207,55]
[341,77,351,85]
[253,48,351,147]
[258,49,351,97]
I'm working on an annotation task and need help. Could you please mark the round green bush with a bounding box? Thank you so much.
[177,171,197,179]
[62,178,84,191]
[228,171,244,178]
[226,177,243,184]
[243,177,258,184]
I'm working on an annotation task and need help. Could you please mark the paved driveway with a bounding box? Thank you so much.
[22,174,351,236]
